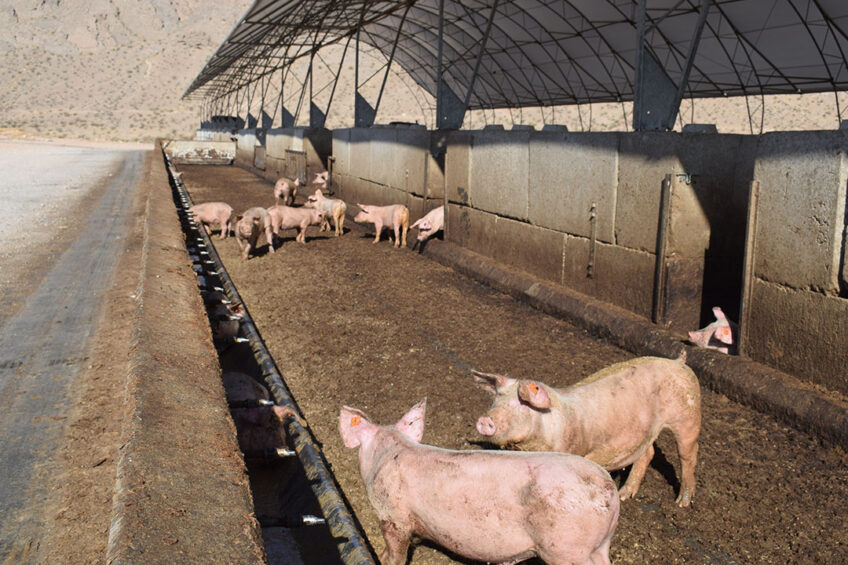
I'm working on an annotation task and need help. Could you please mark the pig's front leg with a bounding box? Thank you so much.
[373,221,384,243]
[379,519,412,565]
[617,444,654,502]
[265,225,275,253]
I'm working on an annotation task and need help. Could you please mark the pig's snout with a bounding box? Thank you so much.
[476,416,497,436]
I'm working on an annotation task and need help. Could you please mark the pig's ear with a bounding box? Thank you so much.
[712,307,726,321]
[395,398,426,443]
[235,215,244,222]
[714,325,734,345]
[471,370,516,394]
[518,381,551,410]
[339,406,372,449]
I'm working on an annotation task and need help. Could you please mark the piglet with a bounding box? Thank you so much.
[267,205,325,245]
[273,177,301,206]
[304,189,347,237]
[410,205,444,244]
[188,202,234,239]
[353,204,409,248]
[234,207,274,260]
[474,355,701,507]
[688,307,737,354]
[340,399,619,565]
[222,372,301,453]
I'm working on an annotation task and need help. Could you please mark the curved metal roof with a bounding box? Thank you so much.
[185,0,848,126]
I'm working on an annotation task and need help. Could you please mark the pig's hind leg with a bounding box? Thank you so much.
[670,416,700,507]
[617,444,654,501]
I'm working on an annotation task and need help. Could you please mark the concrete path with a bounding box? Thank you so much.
[0,141,143,561]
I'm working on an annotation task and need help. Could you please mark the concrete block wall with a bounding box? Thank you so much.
[444,129,753,327]
[746,131,848,394]
[332,126,443,221]
[328,125,846,395]
[236,129,258,167]
[236,127,332,182]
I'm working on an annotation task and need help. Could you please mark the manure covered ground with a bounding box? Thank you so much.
[183,164,847,565]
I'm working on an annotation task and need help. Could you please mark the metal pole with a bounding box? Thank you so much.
[435,0,446,128]
[738,180,760,357]
[652,175,672,324]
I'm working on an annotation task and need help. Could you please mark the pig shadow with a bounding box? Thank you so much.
[415,541,545,565]
[611,444,680,497]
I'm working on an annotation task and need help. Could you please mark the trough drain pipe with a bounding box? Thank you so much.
[165,157,376,565]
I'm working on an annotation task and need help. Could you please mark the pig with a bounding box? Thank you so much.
[208,301,243,342]
[234,207,274,260]
[188,202,234,239]
[473,355,701,507]
[410,205,444,244]
[267,205,325,245]
[688,306,737,354]
[273,177,301,206]
[304,189,347,237]
[311,170,329,190]
[353,203,409,248]
[222,371,302,453]
[340,399,619,565]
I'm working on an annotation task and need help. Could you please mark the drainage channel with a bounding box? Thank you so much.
[164,156,375,565]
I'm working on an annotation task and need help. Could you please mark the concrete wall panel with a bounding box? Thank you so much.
[394,128,429,196]
[753,131,848,293]
[332,129,352,177]
[349,129,372,181]
[748,280,848,395]
[469,130,530,220]
[491,216,564,283]
[446,132,471,205]
[528,132,618,242]
[446,204,497,259]
[615,133,680,252]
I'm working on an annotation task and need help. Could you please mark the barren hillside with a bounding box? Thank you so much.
[1,0,846,142]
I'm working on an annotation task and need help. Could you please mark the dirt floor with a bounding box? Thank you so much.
[182,163,848,565]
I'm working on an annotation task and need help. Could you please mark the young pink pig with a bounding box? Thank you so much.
[188,202,234,239]
[353,204,409,248]
[304,189,347,237]
[340,399,619,565]
[473,355,701,507]
[273,177,300,206]
[267,205,325,245]
[234,207,274,260]
[688,306,737,354]
[410,205,444,242]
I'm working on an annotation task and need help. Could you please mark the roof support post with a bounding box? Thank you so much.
[664,0,710,128]
[321,36,352,128]
[309,50,326,128]
[634,0,708,131]
[435,0,464,131]
[459,0,499,125]
[355,24,376,127]
[374,3,412,119]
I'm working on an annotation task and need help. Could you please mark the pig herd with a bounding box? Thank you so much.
[182,170,743,564]
[188,170,445,262]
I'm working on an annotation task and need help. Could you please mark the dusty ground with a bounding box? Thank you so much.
[182,163,847,565]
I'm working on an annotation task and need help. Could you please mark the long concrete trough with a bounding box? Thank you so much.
[106,144,375,564]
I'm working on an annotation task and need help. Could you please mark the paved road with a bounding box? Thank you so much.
[0,141,143,561]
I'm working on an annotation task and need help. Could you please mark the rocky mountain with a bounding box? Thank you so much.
[0,0,844,142]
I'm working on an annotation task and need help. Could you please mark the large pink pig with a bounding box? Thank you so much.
[410,205,444,242]
[234,207,274,260]
[189,202,234,239]
[353,203,409,248]
[473,355,701,507]
[340,399,619,565]
[688,307,737,354]
[267,205,325,245]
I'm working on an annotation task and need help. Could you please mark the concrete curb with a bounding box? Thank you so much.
[106,149,266,564]
[419,239,848,451]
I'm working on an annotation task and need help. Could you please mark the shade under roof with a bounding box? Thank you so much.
[184,0,848,115]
